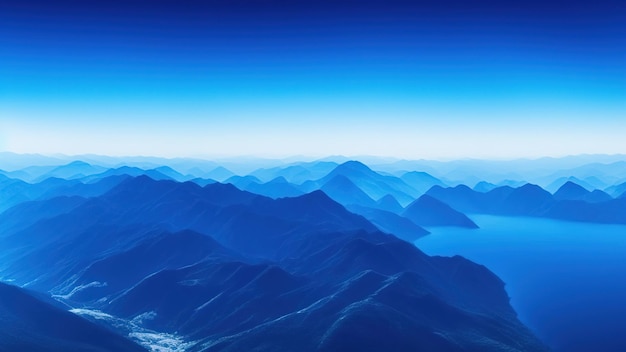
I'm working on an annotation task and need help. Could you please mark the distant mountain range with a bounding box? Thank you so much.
[3,157,626,229]
[3,153,626,350]
[426,181,626,224]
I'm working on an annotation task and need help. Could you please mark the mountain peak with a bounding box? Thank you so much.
[554,181,590,201]
[333,160,374,175]
[376,194,403,213]
[321,175,377,207]
[65,160,92,167]
[403,195,478,229]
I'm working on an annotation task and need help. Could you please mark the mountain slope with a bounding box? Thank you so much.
[0,282,146,352]
[376,194,404,214]
[320,175,377,207]
[347,204,429,241]
[403,195,478,228]
[553,181,591,201]
[400,171,445,195]
[312,161,418,206]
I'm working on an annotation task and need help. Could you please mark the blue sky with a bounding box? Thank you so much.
[1,0,625,159]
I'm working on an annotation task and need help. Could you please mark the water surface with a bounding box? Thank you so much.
[416,215,626,352]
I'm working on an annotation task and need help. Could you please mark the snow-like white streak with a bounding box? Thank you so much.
[195,292,223,311]
[129,332,194,352]
[132,311,157,325]
[69,308,115,321]
[70,308,195,352]
[53,281,107,299]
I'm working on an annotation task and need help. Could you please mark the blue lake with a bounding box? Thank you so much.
[415,215,626,352]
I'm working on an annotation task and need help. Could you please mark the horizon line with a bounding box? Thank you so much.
[2,150,626,164]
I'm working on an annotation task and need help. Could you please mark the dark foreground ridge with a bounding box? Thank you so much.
[0,282,146,352]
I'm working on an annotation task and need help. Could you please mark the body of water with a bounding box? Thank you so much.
[416,215,626,352]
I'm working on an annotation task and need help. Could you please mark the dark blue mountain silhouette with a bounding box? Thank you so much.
[403,195,478,228]
[244,176,305,198]
[62,229,237,305]
[426,184,481,213]
[553,181,612,203]
[544,197,626,224]
[553,181,592,200]
[546,176,595,193]
[347,204,429,241]
[305,161,418,205]
[587,189,614,202]
[427,183,550,215]
[376,193,404,213]
[0,175,547,352]
[426,182,626,225]
[0,282,145,352]
[320,175,377,207]
[0,195,86,234]
[501,183,554,215]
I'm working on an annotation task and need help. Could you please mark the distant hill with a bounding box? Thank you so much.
[427,182,626,225]
[204,166,236,182]
[310,160,418,206]
[321,175,377,207]
[347,204,429,241]
[399,171,445,195]
[250,161,338,184]
[376,194,404,214]
[403,195,478,228]
[244,176,305,199]
[473,181,497,192]
[605,182,626,198]
[546,176,595,193]
[554,181,612,203]
[34,161,107,182]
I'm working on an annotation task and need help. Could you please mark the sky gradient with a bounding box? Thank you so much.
[1,0,625,159]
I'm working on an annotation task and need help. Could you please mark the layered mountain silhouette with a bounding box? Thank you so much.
[33,161,107,182]
[320,174,378,207]
[6,157,626,351]
[426,181,626,224]
[553,181,612,203]
[605,181,626,198]
[399,170,446,194]
[403,195,478,228]
[346,204,429,241]
[245,176,305,198]
[546,176,595,193]
[0,175,548,351]
[250,161,338,184]
[302,161,419,206]
[376,194,404,213]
